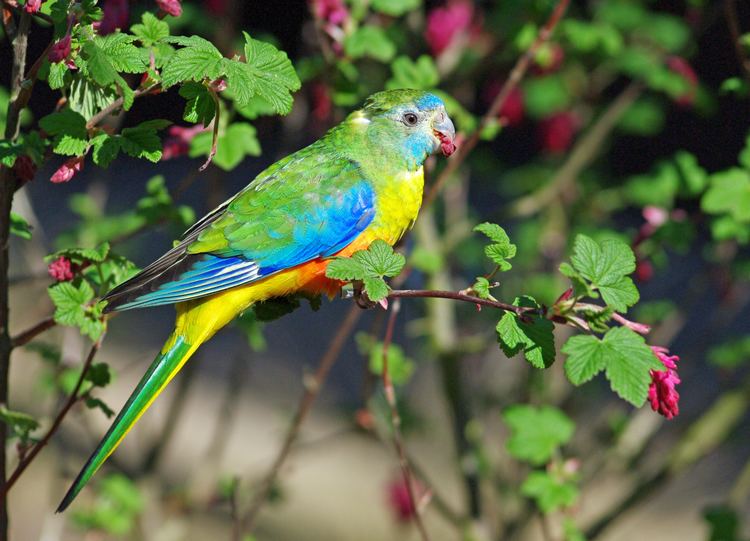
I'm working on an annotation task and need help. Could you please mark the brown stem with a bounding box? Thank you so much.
[239,304,362,533]
[380,299,431,541]
[388,289,536,318]
[85,85,158,129]
[10,316,55,349]
[0,10,32,539]
[198,89,221,172]
[423,0,571,208]
[0,333,105,500]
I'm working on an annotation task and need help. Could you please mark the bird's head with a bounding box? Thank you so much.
[349,89,457,169]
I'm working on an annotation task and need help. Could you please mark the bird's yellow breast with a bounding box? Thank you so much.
[367,166,425,245]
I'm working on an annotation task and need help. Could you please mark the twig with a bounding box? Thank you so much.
[724,0,750,84]
[388,289,536,318]
[0,10,32,539]
[380,299,431,541]
[85,85,158,129]
[198,89,221,172]
[423,0,571,208]
[0,333,105,500]
[511,82,643,217]
[10,316,55,349]
[239,304,362,533]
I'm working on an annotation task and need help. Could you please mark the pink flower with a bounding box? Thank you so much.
[648,346,681,419]
[161,124,206,160]
[666,56,698,107]
[50,156,83,183]
[387,477,427,523]
[25,0,43,13]
[97,0,129,35]
[425,1,473,56]
[156,0,182,17]
[312,0,348,26]
[48,257,74,281]
[48,33,72,63]
[12,155,37,184]
[538,112,579,154]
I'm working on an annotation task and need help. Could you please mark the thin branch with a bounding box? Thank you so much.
[0,333,105,500]
[388,289,537,318]
[10,316,55,349]
[85,85,159,129]
[381,298,431,541]
[423,0,572,208]
[239,304,362,533]
[198,89,221,172]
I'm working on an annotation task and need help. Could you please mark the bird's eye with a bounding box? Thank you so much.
[403,112,419,126]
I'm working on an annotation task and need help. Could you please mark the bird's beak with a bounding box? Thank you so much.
[432,111,456,157]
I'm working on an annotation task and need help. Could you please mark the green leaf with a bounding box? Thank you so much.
[370,0,419,16]
[701,168,750,223]
[344,26,396,62]
[49,280,94,327]
[40,109,87,138]
[179,82,216,125]
[521,471,579,513]
[496,296,555,369]
[523,74,571,118]
[708,336,750,369]
[94,34,148,74]
[674,150,708,195]
[10,212,32,240]
[474,222,517,271]
[562,326,664,407]
[91,134,121,168]
[85,363,112,387]
[503,405,574,465]
[352,239,405,277]
[131,12,169,46]
[48,61,67,89]
[161,35,223,88]
[472,277,491,299]
[119,120,171,163]
[189,122,261,171]
[618,98,665,136]
[703,505,741,541]
[325,257,365,280]
[80,40,139,110]
[85,396,115,418]
[386,55,439,90]
[0,406,39,442]
[362,276,389,302]
[222,32,300,115]
[54,134,89,156]
[569,235,639,312]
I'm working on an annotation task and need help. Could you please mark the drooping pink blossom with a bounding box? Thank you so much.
[25,0,43,13]
[538,112,579,154]
[648,346,681,419]
[161,125,206,161]
[13,155,37,184]
[156,0,182,17]
[97,0,129,35]
[424,0,473,56]
[48,33,72,63]
[635,259,653,282]
[48,256,74,282]
[50,156,83,183]
[666,56,698,107]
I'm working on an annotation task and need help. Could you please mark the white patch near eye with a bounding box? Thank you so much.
[351,116,370,125]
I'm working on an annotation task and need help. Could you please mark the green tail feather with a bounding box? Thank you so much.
[57,336,193,512]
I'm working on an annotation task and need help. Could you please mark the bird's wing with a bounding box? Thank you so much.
[103,151,375,312]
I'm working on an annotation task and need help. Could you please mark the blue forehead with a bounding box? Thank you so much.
[415,93,444,111]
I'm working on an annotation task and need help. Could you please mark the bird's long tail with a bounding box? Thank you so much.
[56,330,202,512]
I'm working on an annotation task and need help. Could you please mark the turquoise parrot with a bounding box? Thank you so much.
[57,89,456,511]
